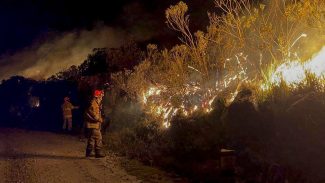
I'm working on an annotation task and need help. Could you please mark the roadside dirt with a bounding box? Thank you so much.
[0,128,185,183]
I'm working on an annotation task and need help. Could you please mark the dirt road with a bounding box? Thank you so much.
[0,128,182,183]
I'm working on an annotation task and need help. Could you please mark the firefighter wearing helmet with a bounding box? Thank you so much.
[61,96,79,132]
[84,89,105,158]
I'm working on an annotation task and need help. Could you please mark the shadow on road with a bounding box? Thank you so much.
[0,153,85,160]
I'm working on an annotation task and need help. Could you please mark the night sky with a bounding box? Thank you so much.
[0,0,214,80]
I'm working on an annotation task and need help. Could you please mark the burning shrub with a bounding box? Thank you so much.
[106,0,325,182]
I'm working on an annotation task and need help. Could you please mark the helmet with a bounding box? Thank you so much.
[94,90,104,97]
[64,97,70,101]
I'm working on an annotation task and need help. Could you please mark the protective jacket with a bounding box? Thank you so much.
[61,101,76,118]
[85,98,103,129]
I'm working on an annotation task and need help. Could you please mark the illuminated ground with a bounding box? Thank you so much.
[0,128,180,183]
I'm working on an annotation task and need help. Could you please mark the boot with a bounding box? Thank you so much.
[95,149,106,158]
[86,149,93,157]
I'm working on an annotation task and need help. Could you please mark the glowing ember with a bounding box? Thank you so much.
[133,0,325,129]
[140,52,250,128]
[140,31,325,128]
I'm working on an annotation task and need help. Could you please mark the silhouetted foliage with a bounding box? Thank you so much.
[78,42,145,77]
[79,48,108,76]
[107,42,145,72]
[49,65,79,81]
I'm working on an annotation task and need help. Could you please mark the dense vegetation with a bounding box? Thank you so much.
[1,0,325,182]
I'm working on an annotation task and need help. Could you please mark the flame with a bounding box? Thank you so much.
[140,32,325,128]
[270,61,306,86]
[305,47,325,77]
[264,46,325,89]
[140,54,250,128]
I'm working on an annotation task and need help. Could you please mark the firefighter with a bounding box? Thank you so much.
[84,90,105,158]
[61,96,79,132]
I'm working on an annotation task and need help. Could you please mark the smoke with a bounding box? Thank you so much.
[0,23,139,80]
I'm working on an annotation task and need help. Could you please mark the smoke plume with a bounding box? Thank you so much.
[0,24,134,80]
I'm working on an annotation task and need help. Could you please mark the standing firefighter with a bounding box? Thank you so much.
[84,90,105,158]
[61,97,79,132]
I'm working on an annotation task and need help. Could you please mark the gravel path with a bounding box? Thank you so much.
[0,128,183,183]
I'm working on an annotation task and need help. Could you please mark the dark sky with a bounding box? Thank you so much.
[0,0,214,80]
[0,0,213,53]
[0,0,129,52]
